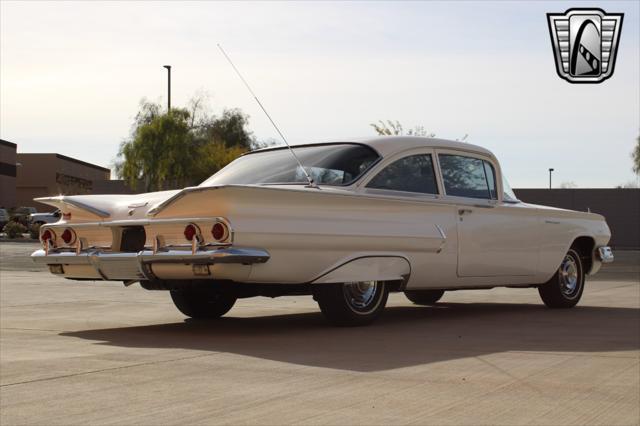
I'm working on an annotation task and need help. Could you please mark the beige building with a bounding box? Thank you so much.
[0,140,17,208]
[16,153,110,211]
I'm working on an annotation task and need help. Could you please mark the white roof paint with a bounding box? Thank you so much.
[345,136,495,159]
[255,136,496,160]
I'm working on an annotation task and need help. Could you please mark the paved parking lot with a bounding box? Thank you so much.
[1,242,639,425]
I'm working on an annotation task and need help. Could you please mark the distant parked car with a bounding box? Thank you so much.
[0,208,9,229]
[29,209,62,226]
[10,207,37,226]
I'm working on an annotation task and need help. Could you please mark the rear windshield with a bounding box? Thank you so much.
[200,143,380,186]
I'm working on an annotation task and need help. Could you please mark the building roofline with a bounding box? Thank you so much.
[16,152,111,173]
[0,139,17,149]
[55,154,110,173]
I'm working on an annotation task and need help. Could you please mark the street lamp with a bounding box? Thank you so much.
[163,65,171,111]
[548,168,554,189]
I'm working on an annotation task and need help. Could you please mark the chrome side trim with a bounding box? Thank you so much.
[311,255,412,285]
[147,186,215,216]
[64,199,110,218]
[434,224,447,253]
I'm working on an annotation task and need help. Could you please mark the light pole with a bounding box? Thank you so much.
[163,65,171,111]
[548,168,554,189]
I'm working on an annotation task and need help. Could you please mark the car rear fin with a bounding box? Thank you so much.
[146,186,213,216]
[34,196,110,218]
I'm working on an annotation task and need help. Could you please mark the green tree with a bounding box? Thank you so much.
[632,135,640,175]
[117,107,196,192]
[197,108,255,150]
[191,140,247,184]
[116,98,256,192]
[370,120,435,137]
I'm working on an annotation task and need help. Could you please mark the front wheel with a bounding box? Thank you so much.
[313,281,388,326]
[170,288,236,319]
[538,248,585,308]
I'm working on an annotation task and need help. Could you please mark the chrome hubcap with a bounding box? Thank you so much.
[559,255,579,297]
[343,281,378,312]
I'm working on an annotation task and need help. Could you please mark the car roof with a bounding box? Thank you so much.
[250,136,496,160]
[342,136,494,158]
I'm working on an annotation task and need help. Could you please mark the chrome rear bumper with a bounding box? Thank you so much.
[31,247,270,281]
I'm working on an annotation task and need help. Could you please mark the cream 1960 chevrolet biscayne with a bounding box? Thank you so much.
[32,137,614,326]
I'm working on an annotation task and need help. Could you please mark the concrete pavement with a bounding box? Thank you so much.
[1,242,639,425]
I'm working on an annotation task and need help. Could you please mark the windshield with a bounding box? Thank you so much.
[502,175,519,202]
[200,143,380,186]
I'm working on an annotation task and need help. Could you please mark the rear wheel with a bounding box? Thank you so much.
[170,287,236,319]
[404,289,445,305]
[538,249,584,308]
[314,281,388,326]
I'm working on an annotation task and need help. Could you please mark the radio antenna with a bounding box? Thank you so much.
[217,44,317,188]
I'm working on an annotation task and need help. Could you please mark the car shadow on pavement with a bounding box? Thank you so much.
[62,303,640,372]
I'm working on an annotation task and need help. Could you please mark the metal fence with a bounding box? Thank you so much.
[514,188,640,249]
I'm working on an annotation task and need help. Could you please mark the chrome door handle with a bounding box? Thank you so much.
[458,208,473,215]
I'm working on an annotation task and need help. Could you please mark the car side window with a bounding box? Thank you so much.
[439,154,496,199]
[483,161,497,199]
[367,154,438,194]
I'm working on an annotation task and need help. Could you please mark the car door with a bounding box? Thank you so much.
[360,149,459,288]
[436,151,539,277]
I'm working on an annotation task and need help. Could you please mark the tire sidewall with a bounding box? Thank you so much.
[342,282,387,316]
[404,289,445,305]
[170,288,236,319]
[538,248,585,308]
[314,281,389,326]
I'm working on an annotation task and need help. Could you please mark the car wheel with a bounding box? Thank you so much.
[538,248,585,308]
[313,281,388,326]
[404,289,445,305]
[170,288,236,319]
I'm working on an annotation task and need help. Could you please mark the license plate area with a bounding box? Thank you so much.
[120,226,146,252]
[192,264,211,276]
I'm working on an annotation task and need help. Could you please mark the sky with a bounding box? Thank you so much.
[1,1,638,188]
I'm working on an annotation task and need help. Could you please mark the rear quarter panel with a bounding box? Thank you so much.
[153,185,459,286]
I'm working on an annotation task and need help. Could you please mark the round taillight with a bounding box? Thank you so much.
[41,229,53,242]
[184,224,199,242]
[61,228,75,245]
[211,222,228,241]
[40,229,54,247]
